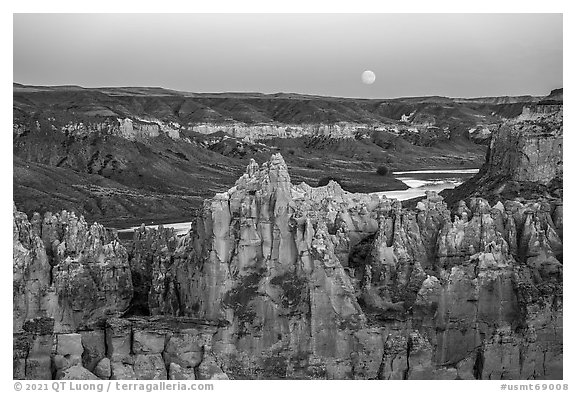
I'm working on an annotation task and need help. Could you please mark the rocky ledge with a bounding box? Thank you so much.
[14,149,562,379]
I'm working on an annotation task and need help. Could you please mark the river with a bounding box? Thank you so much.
[373,168,479,201]
[117,168,479,236]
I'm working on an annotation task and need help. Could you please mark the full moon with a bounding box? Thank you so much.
[361,70,376,85]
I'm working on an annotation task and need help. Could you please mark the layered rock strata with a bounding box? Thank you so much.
[13,206,133,333]
[13,316,227,380]
[444,104,562,203]
[13,206,230,380]
[14,150,562,379]
[130,154,562,379]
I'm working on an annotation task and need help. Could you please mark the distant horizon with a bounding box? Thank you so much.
[13,14,562,99]
[12,81,563,101]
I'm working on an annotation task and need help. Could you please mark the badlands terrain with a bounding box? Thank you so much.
[14,82,552,226]
[13,85,562,380]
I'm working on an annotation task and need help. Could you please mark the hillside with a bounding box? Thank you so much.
[14,83,549,127]
[14,84,559,226]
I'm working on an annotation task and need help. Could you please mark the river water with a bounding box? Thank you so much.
[117,168,478,236]
[373,168,479,201]
[117,221,193,237]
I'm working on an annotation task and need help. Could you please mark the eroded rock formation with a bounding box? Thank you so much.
[13,206,133,333]
[13,205,232,380]
[444,103,563,204]
[125,153,562,379]
[13,316,227,380]
[14,111,563,379]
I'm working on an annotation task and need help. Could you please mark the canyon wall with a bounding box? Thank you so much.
[13,117,462,144]
[135,154,561,379]
[17,83,535,145]
[488,105,563,184]
[13,206,228,380]
[13,101,563,379]
[13,153,563,379]
[443,104,563,205]
[13,206,133,334]
[19,118,378,142]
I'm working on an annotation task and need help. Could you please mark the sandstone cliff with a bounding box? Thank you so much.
[14,149,562,379]
[443,103,562,204]
[14,84,494,226]
[13,205,133,333]
[125,154,562,379]
[14,117,454,144]
[15,83,530,143]
[13,207,229,380]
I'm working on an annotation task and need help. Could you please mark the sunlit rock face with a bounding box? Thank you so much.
[190,122,366,141]
[137,153,562,379]
[23,117,372,143]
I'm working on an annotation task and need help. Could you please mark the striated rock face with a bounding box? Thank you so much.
[138,155,386,378]
[18,116,405,144]
[129,153,562,379]
[55,117,178,141]
[13,316,228,380]
[14,126,562,380]
[13,204,232,381]
[444,103,562,204]
[13,205,133,333]
[488,106,562,184]
[190,122,367,141]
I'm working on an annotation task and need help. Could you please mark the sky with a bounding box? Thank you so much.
[13,13,563,99]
